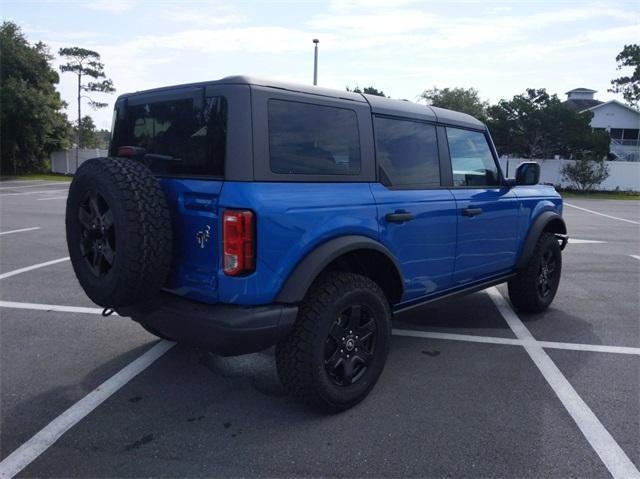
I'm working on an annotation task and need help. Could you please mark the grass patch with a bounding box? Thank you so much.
[1,173,72,182]
[560,190,640,200]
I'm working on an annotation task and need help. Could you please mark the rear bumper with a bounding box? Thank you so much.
[117,293,298,356]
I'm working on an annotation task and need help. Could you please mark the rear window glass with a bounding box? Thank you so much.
[111,95,226,177]
[268,99,361,175]
[374,117,440,187]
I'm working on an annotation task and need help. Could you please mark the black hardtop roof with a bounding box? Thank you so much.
[119,75,485,130]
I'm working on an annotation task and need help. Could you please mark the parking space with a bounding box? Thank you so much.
[0,181,638,478]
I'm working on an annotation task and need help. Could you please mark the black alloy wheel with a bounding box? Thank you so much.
[324,304,377,386]
[537,247,557,299]
[276,272,391,412]
[78,191,116,277]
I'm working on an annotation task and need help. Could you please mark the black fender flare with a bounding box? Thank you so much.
[276,235,405,304]
[515,211,567,270]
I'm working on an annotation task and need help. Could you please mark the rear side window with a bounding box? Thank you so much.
[447,127,499,187]
[111,95,227,177]
[268,99,361,175]
[374,117,440,188]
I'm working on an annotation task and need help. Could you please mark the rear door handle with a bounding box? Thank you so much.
[462,207,483,217]
[385,212,415,223]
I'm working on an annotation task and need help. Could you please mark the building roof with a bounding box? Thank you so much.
[565,87,597,94]
[563,98,603,112]
[581,99,640,115]
[119,75,485,130]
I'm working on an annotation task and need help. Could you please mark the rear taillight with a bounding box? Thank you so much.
[222,210,255,276]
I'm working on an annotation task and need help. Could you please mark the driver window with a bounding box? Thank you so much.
[447,127,499,187]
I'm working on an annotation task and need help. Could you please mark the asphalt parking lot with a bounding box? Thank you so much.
[0,179,638,478]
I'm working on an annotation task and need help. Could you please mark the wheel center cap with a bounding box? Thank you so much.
[345,338,355,351]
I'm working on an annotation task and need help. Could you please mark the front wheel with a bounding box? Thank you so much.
[276,272,391,412]
[508,232,562,313]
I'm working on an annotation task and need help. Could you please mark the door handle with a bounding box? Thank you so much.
[385,211,415,223]
[462,207,483,217]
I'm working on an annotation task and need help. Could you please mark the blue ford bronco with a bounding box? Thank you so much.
[66,76,568,411]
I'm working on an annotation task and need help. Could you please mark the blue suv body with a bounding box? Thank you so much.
[66,76,567,411]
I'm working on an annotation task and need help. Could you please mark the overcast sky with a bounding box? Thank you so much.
[3,0,639,129]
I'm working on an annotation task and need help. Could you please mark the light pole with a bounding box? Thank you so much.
[313,39,319,85]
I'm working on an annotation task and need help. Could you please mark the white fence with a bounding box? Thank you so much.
[49,151,640,192]
[499,158,640,192]
[50,149,108,174]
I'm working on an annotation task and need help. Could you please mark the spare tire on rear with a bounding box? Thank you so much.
[66,157,172,308]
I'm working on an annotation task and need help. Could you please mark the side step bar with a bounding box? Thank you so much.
[393,273,516,316]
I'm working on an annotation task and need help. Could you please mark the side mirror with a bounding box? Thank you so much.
[515,162,540,186]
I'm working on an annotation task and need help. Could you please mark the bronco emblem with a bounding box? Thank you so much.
[196,225,211,248]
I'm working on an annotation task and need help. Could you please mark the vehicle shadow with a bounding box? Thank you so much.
[0,340,157,459]
[393,291,517,338]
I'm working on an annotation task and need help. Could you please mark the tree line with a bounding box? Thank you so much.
[1,19,638,177]
[1,22,114,174]
[350,41,638,162]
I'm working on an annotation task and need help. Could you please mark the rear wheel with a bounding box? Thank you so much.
[276,272,391,412]
[508,232,562,313]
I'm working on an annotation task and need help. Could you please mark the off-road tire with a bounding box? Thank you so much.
[66,157,172,308]
[276,272,391,412]
[508,232,562,313]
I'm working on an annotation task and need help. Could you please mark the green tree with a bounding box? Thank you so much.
[486,88,610,159]
[0,22,72,174]
[420,87,488,122]
[608,44,640,107]
[73,116,101,148]
[560,158,610,191]
[58,47,115,166]
[346,85,387,97]
[97,129,111,149]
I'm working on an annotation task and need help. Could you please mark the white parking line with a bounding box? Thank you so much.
[0,180,44,184]
[0,189,68,198]
[487,287,640,479]
[0,340,174,479]
[36,196,68,200]
[393,329,522,346]
[0,227,40,236]
[569,238,606,244]
[565,203,640,225]
[0,300,116,315]
[392,328,640,356]
[630,255,640,261]
[2,300,636,356]
[0,257,70,281]
[0,182,64,191]
[536,340,640,356]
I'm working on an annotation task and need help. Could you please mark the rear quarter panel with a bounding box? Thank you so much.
[218,182,379,305]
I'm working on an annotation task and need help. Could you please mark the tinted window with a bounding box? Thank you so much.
[268,100,361,175]
[447,128,499,187]
[374,117,440,187]
[111,95,226,177]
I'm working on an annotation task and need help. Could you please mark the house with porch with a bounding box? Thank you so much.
[564,88,640,161]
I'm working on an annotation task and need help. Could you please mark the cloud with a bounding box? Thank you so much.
[26,0,637,128]
[160,3,245,26]
[82,0,134,13]
[309,9,438,34]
